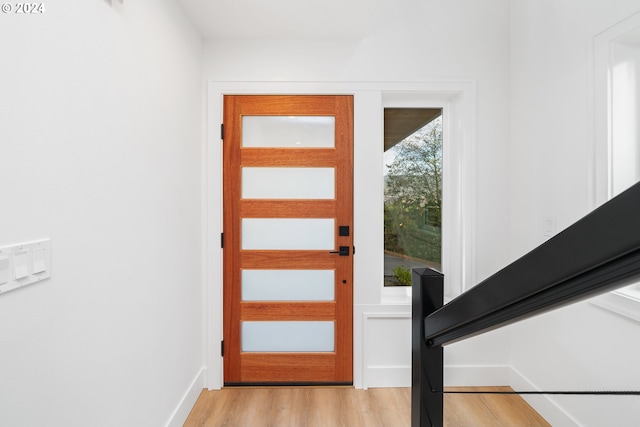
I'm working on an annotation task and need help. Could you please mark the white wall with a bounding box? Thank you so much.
[0,1,203,426]
[509,1,640,425]
[204,0,514,389]
[204,3,514,279]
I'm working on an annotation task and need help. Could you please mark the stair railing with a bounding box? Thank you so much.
[412,181,640,427]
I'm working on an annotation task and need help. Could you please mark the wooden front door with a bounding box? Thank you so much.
[222,95,354,384]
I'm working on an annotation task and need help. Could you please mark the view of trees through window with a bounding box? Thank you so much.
[384,112,442,286]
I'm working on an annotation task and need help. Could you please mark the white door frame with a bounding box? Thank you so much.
[203,81,477,390]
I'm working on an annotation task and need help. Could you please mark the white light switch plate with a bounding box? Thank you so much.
[0,239,51,295]
[0,256,9,285]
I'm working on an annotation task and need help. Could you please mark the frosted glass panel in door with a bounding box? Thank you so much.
[242,270,335,301]
[242,321,335,352]
[242,218,334,250]
[242,116,335,147]
[242,168,335,199]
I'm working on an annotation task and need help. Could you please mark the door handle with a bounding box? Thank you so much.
[329,246,350,256]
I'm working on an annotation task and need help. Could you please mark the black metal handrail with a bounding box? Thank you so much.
[412,180,640,427]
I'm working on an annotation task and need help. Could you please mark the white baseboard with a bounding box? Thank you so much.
[509,367,582,427]
[364,365,515,390]
[363,366,411,389]
[365,364,515,390]
[165,367,205,427]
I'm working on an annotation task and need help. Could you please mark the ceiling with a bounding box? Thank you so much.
[177,0,376,39]
[176,1,439,150]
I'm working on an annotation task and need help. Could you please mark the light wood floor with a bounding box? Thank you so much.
[183,386,550,427]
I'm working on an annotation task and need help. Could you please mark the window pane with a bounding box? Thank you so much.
[242,321,335,352]
[242,270,335,301]
[611,42,640,197]
[242,116,335,148]
[242,167,335,199]
[383,111,443,286]
[242,218,334,250]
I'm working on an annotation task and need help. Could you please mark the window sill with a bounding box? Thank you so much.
[381,286,412,305]
[380,286,455,305]
[590,290,640,323]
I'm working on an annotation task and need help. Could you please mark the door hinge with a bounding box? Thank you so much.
[353,245,356,255]
[221,340,224,357]
[221,233,224,249]
[220,123,224,140]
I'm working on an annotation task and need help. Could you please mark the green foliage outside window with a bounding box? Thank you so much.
[392,265,412,286]
[384,117,442,285]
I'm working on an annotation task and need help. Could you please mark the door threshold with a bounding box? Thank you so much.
[224,382,353,388]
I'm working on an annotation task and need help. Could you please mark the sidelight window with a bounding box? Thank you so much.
[383,109,443,286]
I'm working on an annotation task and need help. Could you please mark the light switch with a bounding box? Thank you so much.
[0,239,51,295]
[33,248,46,273]
[14,251,29,280]
[0,256,8,285]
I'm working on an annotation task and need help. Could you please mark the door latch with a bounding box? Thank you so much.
[329,246,350,256]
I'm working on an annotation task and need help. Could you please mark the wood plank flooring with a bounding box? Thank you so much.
[183,386,550,427]
[445,387,550,427]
